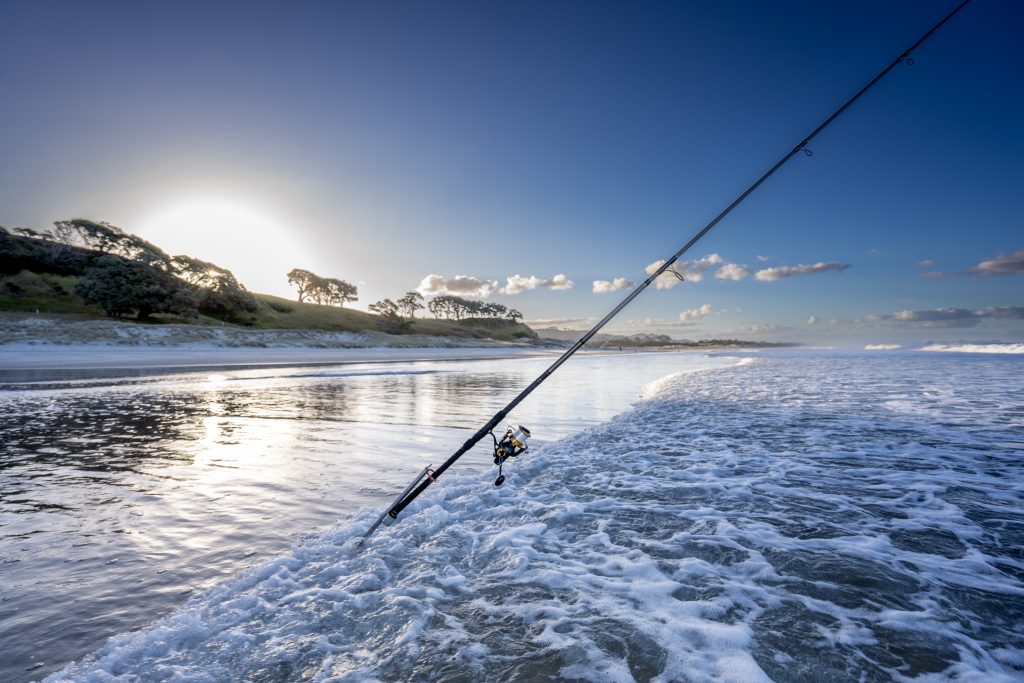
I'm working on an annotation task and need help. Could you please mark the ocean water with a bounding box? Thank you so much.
[3,351,1023,681]
[0,350,734,682]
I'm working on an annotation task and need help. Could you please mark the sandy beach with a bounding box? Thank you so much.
[0,342,554,371]
[0,314,558,371]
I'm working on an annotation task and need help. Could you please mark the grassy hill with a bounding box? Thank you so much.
[0,270,536,342]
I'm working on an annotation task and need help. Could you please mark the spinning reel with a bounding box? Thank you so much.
[490,425,531,486]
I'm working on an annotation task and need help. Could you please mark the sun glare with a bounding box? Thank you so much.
[137,196,310,297]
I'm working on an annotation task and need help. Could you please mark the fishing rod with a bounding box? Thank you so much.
[363,0,971,541]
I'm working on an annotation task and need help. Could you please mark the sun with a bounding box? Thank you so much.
[136,196,311,297]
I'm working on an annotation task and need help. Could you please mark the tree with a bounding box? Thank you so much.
[427,297,446,319]
[171,255,258,322]
[75,255,196,319]
[197,283,259,323]
[369,298,411,334]
[323,278,358,307]
[506,308,523,323]
[52,219,171,270]
[479,302,508,319]
[287,268,319,302]
[172,255,220,286]
[368,298,398,317]
[426,295,480,320]
[1,226,89,276]
[397,291,424,318]
[287,269,357,307]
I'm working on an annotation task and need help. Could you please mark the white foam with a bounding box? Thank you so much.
[865,344,901,350]
[920,343,1024,354]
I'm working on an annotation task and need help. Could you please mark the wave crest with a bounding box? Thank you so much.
[920,343,1024,354]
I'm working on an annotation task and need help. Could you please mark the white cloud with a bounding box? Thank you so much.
[417,274,498,297]
[807,315,818,325]
[970,248,1024,276]
[915,259,935,268]
[593,277,633,293]
[755,255,770,262]
[501,273,574,295]
[861,305,1024,329]
[715,263,753,281]
[754,262,850,281]
[646,254,723,288]
[548,274,574,290]
[679,303,714,322]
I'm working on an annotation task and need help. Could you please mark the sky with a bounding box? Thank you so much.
[1,0,1021,346]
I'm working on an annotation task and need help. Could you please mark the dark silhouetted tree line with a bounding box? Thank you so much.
[426,295,522,322]
[1,220,258,322]
[3,221,532,335]
[366,291,421,334]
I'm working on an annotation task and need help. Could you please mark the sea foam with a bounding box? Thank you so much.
[920,343,1024,354]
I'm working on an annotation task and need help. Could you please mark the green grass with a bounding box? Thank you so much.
[250,293,535,340]
[0,271,102,315]
[0,271,536,341]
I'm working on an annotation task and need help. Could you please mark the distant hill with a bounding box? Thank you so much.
[0,226,536,342]
[0,274,536,342]
[533,327,796,349]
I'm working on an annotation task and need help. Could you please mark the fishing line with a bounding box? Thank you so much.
[363,0,972,540]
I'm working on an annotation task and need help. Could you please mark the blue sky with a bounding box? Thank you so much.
[1,0,1021,345]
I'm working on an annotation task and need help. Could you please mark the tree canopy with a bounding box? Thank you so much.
[369,297,412,334]
[287,268,358,307]
[368,298,398,317]
[53,219,171,269]
[75,255,196,319]
[397,291,424,318]
[426,295,522,322]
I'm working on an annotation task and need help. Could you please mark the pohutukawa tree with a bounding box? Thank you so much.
[75,255,196,320]
[425,295,523,322]
[397,291,424,318]
[52,219,171,270]
[369,298,411,334]
[174,255,258,322]
[287,268,358,307]
[368,298,399,317]
[323,278,358,307]
[287,268,319,303]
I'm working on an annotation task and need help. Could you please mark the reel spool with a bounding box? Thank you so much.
[491,425,531,486]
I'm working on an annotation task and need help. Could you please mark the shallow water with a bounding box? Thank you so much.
[5,350,1024,682]
[0,350,730,682]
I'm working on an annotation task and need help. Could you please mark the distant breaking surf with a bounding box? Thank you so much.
[920,343,1024,354]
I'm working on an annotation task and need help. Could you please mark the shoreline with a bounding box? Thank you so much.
[0,342,729,377]
[0,343,559,373]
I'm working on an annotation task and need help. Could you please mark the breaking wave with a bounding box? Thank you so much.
[47,354,1024,682]
[920,343,1024,354]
